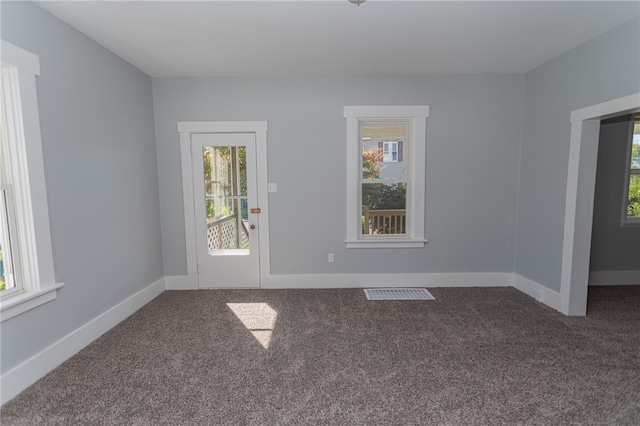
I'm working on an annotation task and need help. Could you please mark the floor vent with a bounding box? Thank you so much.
[364,288,435,301]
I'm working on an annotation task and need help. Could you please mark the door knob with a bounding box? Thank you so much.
[250,224,256,230]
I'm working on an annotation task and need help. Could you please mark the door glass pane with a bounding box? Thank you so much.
[203,146,250,253]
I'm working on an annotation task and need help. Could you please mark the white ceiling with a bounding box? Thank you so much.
[36,1,640,77]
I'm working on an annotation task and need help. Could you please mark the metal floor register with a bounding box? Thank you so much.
[364,288,435,301]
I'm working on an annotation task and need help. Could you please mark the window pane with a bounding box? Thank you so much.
[0,191,15,292]
[361,123,407,180]
[0,243,5,291]
[0,79,17,293]
[0,256,4,291]
[361,183,407,235]
[627,116,640,221]
[631,126,639,169]
[628,174,640,218]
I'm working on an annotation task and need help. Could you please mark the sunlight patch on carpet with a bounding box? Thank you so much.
[226,303,278,349]
[364,288,435,300]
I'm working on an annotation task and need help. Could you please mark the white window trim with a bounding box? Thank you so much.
[621,115,640,226]
[0,40,62,322]
[344,105,429,248]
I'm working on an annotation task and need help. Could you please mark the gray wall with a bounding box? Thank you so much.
[1,2,163,374]
[153,74,524,276]
[514,18,640,291]
[590,115,640,273]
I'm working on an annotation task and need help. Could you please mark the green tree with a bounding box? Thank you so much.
[362,183,406,210]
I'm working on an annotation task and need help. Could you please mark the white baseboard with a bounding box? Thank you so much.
[513,274,563,313]
[165,275,197,290]
[166,272,566,312]
[164,272,513,290]
[261,272,513,289]
[589,270,640,286]
[0,277,165,406]
[139,272,567,315]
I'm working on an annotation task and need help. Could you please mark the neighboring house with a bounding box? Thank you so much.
[362,138,406,180]
[0,1,639,405]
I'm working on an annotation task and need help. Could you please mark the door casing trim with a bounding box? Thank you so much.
[178,121,270,289]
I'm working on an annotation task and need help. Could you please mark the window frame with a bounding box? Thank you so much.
[0,40,62,322]
[344,105,429,248]
[621,114,640,226]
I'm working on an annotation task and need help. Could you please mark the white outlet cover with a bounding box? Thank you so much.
[267,183,277,192]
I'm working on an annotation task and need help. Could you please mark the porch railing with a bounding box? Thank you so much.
[363,206,406,235]
[207,213,250,250]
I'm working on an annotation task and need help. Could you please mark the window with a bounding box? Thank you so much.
[623,114,640,224]
[344,106,429,248]
[382,140,401,162]
[0,40,61,321]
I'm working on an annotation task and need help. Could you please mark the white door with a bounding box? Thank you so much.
[191,133,260,288]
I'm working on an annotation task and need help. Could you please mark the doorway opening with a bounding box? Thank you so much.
[589,115,640,289]
[561,93,640,315]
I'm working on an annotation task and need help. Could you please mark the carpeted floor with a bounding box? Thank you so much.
[2,286,640,425]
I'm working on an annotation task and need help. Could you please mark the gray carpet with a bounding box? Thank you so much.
[2,286,640,425]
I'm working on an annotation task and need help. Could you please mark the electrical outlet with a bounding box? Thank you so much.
[267,183,277,192]
[328,253,334,263]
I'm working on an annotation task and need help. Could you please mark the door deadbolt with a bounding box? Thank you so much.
[250,224,256,230]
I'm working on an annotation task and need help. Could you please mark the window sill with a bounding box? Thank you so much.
[622,219,640,227]
[0,282,64,322]
[345,239,428,249]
